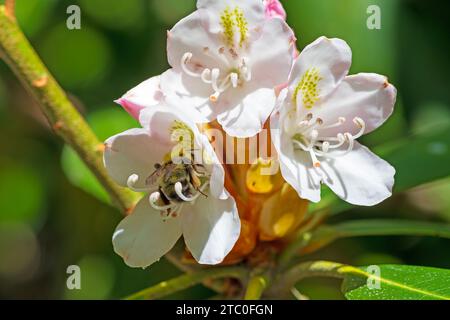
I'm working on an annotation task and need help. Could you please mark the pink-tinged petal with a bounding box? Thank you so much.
[115,76,162,120]
[320,142,396,206]
[289,37,352,111]
[104,128,172,189]
[264,0,287,20]
[112,198,182,268]
[182,195,240,265]
[316,73,397,137]
[249,18,296,88]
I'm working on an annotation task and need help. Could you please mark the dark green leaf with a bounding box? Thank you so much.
[342,265,450,300]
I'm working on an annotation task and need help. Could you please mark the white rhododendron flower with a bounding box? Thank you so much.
[271,37,397,206]
[160,0,296,138]
[104,105,240,267]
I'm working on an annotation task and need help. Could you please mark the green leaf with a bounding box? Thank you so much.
[310,123,450,215]
[342,265,450,300]
[61,107,139,204]
[303,219,450,254]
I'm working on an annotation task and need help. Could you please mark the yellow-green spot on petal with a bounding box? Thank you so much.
[170,120,194,143]
[234,7,248,47]
[293,68,322,109]
[220,7,248,48]
[221,7,235,47]
[169,120,195,160]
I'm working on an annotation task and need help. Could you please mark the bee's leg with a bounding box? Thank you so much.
[159,188,171,205]
[188,167,208,197]
[196,187,208,198]
[193,163,207,176]
[188,166,202,189]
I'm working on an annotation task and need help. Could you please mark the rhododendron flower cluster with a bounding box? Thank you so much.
[105,0,397,268]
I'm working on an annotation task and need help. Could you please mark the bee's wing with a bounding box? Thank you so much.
[145,166,165,187]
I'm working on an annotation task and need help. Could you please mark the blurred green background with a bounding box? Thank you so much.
[0,0,449,299]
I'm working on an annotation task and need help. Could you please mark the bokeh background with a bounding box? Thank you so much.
[0,0,449,299]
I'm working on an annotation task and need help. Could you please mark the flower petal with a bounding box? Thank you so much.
[289,37,352,110]
[167,11,224,73]
[315,73,397,137]
[182,195,241,265]
[320,142,395,206]
[249,18,295,88]
[104,128,171,189]
[159,69,215,123]
[112,198,182,268]
[197,134,228,200]
[217,87,276,138]
[264,0,287,20]
[271,112,322,202]
[115,76,162,120]
[196,0,265,35]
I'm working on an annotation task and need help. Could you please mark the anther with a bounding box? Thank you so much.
[126,174,149,192]
[210,92,220,102]
[181,52,201,78]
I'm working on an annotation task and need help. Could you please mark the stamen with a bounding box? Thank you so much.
[241,58,252,81]
[341,133,355,156]
[149,192,174,211]
[326,133,346,149]
[181,52,253,102]
[181,52,201,78]
[211,68,221,93]
[127,174,149,192]
[298,120,311,127]
[174,182,202,202]
[201,69,212,83]
[352,117,366,139]
[292,114,365,165]
[230,72,239,88]
[322,117,346,130]
[293,139,310,152]
[310,150,321,168]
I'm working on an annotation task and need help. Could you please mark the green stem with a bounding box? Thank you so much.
[0,6,139,213]
[126,266,248,300]
[267,261,346,298]
[244,275,268,300]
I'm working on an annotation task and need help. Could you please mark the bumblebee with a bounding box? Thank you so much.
[146,157,208,204]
